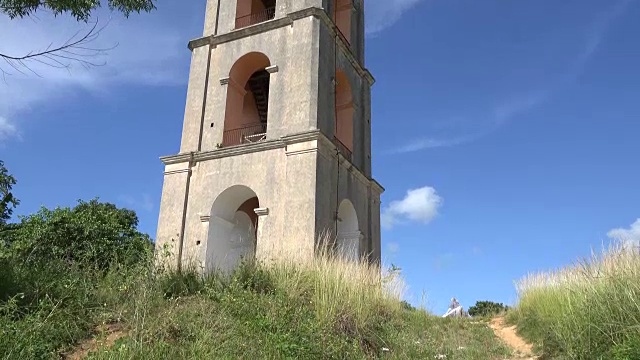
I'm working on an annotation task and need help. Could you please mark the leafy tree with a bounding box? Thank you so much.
[1,198,153,269]
[1,0,156,21]
[400,300,415,311]
[468,300,510,317]
[1,0,157,76]
[0,160,19,228]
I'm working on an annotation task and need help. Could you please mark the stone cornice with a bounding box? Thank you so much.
[159,129,384,193]
[311,8,375,86]
[160,153,192,165]
[160,130,320,165]
[163,168,191,176]
[281,129,321,144]
[254,208,269,216]
[315,133,382,191]
[371,180,385,194]
[187,7,375,86]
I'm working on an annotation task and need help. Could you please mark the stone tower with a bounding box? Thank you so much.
[155,0,384,273]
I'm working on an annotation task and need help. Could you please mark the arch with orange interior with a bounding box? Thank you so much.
[235,0,277,29]
[223,52,272,146]
[334,0,352,44]
[335,69,354,152]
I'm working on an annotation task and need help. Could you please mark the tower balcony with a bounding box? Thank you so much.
[235,6,276,29]
[222,123,268,147]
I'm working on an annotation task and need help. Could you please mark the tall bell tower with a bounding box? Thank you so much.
[155,0,384,273]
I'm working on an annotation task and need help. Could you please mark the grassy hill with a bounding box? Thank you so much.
[1,248,513,359]
[0,197,515,359]
[507,243,640,359]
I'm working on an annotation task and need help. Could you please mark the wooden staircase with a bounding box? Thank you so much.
[247,70,270,124]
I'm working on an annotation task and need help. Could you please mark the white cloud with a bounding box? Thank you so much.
[0,116,19,142]
[607,219,640,249]
[365,0,425,35]
[0,10,191,143]
[382,186,443,229]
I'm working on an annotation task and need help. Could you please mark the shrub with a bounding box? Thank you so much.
[468,300,509,317]
[0,198,153,270]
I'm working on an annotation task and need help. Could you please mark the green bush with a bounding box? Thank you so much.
[468,300,509,317]
[0,198,153,270]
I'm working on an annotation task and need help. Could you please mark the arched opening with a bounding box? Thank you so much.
[235,0,276,29]
[336,199,361,262]
[223,52,271,147]
[334,0,352,44]
[206,185,260,275]
[335,70,354,158]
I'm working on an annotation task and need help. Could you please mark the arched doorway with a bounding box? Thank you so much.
[336,199,361,262]
[335,70,354,158]
[206,185,260,275]
[223,52,271,146]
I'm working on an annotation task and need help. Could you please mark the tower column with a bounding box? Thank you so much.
[254,207,271,262]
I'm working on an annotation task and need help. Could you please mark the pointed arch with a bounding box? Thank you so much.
[223,52,271,146]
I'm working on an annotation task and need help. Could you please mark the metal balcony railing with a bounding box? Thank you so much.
[235,7,276,29]
[222,123,267,147]
[333,136,352,161]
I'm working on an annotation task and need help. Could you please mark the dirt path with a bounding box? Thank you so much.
[63,323,127,360]
[489,316,537,360]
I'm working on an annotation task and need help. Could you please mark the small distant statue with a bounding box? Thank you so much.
[442,297,468,318]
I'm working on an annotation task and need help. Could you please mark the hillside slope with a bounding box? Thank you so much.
[2,255,511,359]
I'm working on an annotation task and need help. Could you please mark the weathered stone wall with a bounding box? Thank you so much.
[156,1,382,271]
[315,136,381,264]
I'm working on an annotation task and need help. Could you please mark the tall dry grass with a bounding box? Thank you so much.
[260,241,407,327]
[509,242,640,359]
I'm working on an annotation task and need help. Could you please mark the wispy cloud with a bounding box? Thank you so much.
[382,186,443,229]
[0,116,19,143]
[387,241,400,254]
[569,0,633,80]
[365,0,425,35]
[471,246,483,257]
[392,0,633,154]
[433,252,454,272]
[0,10,191,143]
[118,193,154,213]
[607,218,640,250]
[388,133,480,154]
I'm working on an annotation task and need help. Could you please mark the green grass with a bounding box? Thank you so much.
[507,243,640,359]
[1,249,511,359]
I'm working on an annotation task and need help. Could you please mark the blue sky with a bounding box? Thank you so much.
[2,0,640,315]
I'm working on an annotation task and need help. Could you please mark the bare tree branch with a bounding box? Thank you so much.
[0,17,118,79]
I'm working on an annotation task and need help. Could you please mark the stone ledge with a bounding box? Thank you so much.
[187,7,374,86]
[254,208,269,216]
[159,129,384,194]
[160,129,320,165]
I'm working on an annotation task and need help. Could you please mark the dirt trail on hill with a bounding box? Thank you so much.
[64,323,126,360]
[489,316,537,360]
